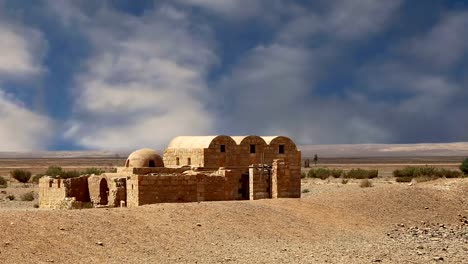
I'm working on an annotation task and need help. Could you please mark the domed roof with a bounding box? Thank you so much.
[125,148,164,168]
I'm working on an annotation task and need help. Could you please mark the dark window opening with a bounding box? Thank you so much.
[250,144,256,154]
[176,157,180,166]
[187,158,191,165]
[279,145,285,154]
[148,160,156,167]
[220,145,226,152]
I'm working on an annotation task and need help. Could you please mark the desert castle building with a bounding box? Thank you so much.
[39,135,301,209]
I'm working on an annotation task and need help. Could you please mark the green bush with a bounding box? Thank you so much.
[394,166,463,182]
[460,158,468,175]
[60,170,82,179]
[45,166,64,177]
[302,188,310,193]
[330,169,344,178]
[307,168,343,180]
[301,172,306,179]
[0,176,7,187]
[344,169,378,179]
[45,166,82,179]
[10,169,32,183]
[20,191,35,201]
[31,174,45,184]
[84,167,104,175]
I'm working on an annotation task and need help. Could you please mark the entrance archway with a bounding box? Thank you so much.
[99,178,109,205]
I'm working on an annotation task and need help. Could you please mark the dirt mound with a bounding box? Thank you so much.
[1,179,467,263]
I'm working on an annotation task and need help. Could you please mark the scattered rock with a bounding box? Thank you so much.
[96,241,104,246]
[433,256,444,261]
[196,223,202,227]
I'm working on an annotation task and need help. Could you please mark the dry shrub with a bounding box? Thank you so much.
[341,179,349,184]
[307,168,343,180]
[0,176,7,187]
[394,166,463,183]
[344,169,378,179]
[20,192,35,201]
[395,176,413,183]
[10,169,31,183]
[359,179,373,188]
[302,188,310,193]
[6,194,15,201]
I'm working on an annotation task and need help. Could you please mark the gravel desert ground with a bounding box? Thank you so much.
[0,158,467,263]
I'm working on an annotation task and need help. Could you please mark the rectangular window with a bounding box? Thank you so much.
[250,144,256,154]
[187,158,191,165]
[220,145,226,152]
[279,145,285,154]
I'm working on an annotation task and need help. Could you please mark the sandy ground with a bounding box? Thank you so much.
[0,177,467,263]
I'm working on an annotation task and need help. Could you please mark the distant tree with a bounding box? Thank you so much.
[10,169,32,183]
[313,154,318,166]
[84,167,104,175]
[460,158,468,175]
[304,158,310,168]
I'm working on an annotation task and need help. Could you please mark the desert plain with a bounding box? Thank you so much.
[0,150,467,263]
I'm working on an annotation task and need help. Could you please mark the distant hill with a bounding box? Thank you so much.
[299,142,468,158]
[1,142,468,159]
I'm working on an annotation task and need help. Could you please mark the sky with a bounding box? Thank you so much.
[0,0,467,151]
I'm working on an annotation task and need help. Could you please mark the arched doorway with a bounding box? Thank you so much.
[99,178,109,205]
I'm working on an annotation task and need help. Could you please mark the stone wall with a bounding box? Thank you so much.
[39,176,91,209]
[88,174,127,207]
[163,149,205,167]
[249,167,272,200]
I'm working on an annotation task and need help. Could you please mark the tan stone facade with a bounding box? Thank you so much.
[39,135,301,208]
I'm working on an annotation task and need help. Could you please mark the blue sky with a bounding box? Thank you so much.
[0,0,467,151]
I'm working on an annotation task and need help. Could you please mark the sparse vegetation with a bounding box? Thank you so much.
[393,166,463,182]
[84,167,105,175]
[20,191,35,201]
[32,174,45,184]
[359,179,373,188]
[6,194,15,201]
[45,166,64,177]
[307,168,343,180]
[341,179,349,184]
[10,169,32,183]
[44,166,85,179]
[301,172,306,179]
[0,176,7,187]
[302,188,310,193]
[344,169,378,179]
[460,158,468,175]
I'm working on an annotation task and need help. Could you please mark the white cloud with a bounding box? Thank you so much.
[65,5,217,150]
[0,14,52,150]
[0,90,53,150]
[0,23,46,79]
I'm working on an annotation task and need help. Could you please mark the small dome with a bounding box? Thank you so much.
[125,148,164,168]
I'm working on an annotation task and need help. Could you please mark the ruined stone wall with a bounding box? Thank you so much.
[127,175,198,206]
[163,149,205,167]
[88,174,127,207]
[249,167,272,200]
[271,159,301,198]
[126,169,246,207]
[39,176,91,209]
